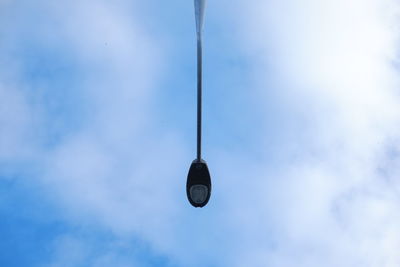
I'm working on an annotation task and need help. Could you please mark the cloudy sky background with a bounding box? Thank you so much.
[1,0,400,266]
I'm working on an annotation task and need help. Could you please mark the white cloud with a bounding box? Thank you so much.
[0,83,35,160]
[2,0,400,266]
[0,0,189,263]
[42,234,147,267]
[33,0,187,235]
[216,0,400,266]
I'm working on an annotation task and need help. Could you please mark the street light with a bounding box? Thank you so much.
[186,0,212,208]
[187,159,211,207]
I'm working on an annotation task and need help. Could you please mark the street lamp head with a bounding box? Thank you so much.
[186,159,211,208]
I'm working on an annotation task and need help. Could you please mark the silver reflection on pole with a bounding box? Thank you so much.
[195,0,206,41]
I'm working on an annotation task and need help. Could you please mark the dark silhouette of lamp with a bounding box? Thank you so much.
[186,0,211,208]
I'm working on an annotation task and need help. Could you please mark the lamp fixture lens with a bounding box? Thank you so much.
[189,184,208,204]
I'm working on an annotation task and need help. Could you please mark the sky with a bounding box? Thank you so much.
[1,0,400,266]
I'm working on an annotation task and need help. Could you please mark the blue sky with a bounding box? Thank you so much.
[1,0,400,266]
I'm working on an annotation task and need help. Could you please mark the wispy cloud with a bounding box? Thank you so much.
[219,0,400,266]
[2,0,400,266]
[1,0,187,265]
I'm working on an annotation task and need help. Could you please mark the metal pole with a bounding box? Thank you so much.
[195,0,206,161]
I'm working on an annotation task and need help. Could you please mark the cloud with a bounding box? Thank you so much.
[0,82,36,161]
[216,0,400,266]
[42,233,165,267]
[0,0,188,264]
[2,0,400,266]
[28,0,187,238]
